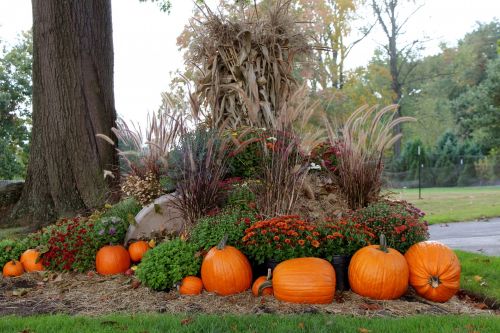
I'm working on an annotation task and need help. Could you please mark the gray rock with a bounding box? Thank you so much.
[0,181,24,207]
[124,193,186,243]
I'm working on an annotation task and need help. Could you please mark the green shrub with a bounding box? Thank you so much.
[101,197,142,223]
[189,208,257,251]
[92,216,128,246]
[349,201,429,254]
[226,181,256,210]
[136,238,201,291]
[0,239,27,268]
[227,128,263,178]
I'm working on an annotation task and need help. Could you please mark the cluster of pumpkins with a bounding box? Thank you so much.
[3,235,461,305]
[178,235,461,304]
[1,241,151,277]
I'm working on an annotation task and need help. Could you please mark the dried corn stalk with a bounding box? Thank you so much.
[186,0,313,130]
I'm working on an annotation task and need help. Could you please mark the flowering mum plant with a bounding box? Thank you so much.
[317,217,375,259]
[348,200,429,253]
[242,215,322,264]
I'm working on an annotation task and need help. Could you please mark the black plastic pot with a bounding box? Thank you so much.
[253,258,281,279]
[332,255,352,291]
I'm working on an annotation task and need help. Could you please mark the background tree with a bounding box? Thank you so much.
[371,0,424,156]
[0,31,32,180]
[11,0,117,227]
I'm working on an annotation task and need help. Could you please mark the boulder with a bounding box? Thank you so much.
[124,193,186,243]
[0,181,24,207]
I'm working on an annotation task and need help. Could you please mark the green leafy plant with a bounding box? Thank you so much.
[101,197,142,223]
[189,208,258,251]
[136,238,201,291]
[92,216,128,246]
[0,239,26,268]
[349,200,429,253]
[242,215,322,265]
[226,127,264,178]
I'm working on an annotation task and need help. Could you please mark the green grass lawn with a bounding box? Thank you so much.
[0,314,499,333]
[388,186,500,224]
[456,250,500,301]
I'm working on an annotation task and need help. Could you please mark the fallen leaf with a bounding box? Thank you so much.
[473,275,482,282]
[474,303,488,310]
[181,318,193,325]
[297,322,304,329]
[12,288,29,296]
[359,303,382,311]
[148,239,156,248]
[131,280,141,289]
[358,328,371,333]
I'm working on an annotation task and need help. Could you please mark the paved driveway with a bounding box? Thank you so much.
[429,218,500,256]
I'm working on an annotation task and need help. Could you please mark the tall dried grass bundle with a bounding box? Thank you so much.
[186,0,313,130]
[326,105,416,210]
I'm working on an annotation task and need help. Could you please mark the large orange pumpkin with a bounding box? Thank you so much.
[3,260,24,277]
[405,241,461,302]
[20,249,44,272]
[201,236,252,296]
[252,268,273,296]
[259,257,336,304]
[179,276,203,295]
[96,245,131,275]
[349,235,409,300]
[128,241,149,262]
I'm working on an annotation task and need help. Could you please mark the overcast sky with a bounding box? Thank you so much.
[0,0,499,124]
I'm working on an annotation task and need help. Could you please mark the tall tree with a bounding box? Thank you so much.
[10,0,117,226]
[0,31,32,179]
[371,0,424,156]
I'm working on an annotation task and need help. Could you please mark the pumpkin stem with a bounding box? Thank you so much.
[266,268,272,280]
[217,235,229,250]
[379,234,388,253]
[258,280,273,296]
[430,276,441,288]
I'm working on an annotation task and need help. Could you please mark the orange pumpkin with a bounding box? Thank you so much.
[96,245,131,275]
[128,241,149,262]
[252,268,273,296]
[259,258,336,304]
[179,276,204,295]
[3,260,24,277]
[349,234,409,300]
[201,236,252,296]
[20,249,44,272]
[405,241,461,302]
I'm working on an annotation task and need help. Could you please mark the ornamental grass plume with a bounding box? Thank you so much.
[325,105,416,210]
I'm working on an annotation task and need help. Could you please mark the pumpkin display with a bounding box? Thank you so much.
[252,268,273,296]
[201,236,252,296]
[348,234,409,300]
[96,245,131,275]
[3,260,24,277]
[405,241,461,302]
[20,249,44,272]
[128,241,149,262]
[179,276,204,295]
[258,257,336,304]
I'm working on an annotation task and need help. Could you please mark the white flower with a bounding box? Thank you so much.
[308,162,321,170]
[266,136,277,142]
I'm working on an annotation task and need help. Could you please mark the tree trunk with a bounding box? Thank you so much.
[11,0,117,227]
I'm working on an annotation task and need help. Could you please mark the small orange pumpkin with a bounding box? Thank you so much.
[128,240,149,262]
[252,268,273,296]
[96,245,131,275]
[179,276,204,295]
[405,241,461,302]
[201,236,252,296]
[20,249,44,272]
[3,260,24,277]
[259,258,336,304]
[349,234,409,300]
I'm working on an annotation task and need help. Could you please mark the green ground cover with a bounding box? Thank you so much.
[0,314,499,333]
[389,186,500,224]
[456,250,500,301]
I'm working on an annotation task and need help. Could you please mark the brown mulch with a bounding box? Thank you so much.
[1,272,498,317]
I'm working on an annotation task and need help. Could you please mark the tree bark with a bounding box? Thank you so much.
[11,0,117,227]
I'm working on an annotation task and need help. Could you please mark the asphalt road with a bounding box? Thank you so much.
[429,218,500,256]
